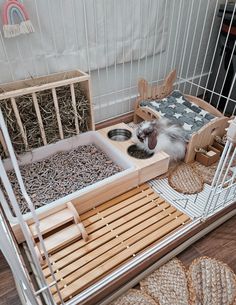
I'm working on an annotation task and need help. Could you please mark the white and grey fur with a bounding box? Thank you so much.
[134,118,186,161]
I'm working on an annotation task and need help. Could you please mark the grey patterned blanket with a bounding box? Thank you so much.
[140,91,216,141]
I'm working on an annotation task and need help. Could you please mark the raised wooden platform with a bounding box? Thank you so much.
[41,184,190,304]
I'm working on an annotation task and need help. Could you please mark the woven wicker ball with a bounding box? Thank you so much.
[188,257,236,305]
[140,258,190,305]
[109,289,158,305]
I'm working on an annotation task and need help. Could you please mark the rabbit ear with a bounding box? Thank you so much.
[148,129,158,150]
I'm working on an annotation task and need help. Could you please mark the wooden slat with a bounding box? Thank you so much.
[111,206,177,240]
[83,186,154,226]
[70,83,80,135]
[85,192,159,234]
[0,72,88,100]
[44,191,166,269]
[53,214,189,303]
[44,223,113,267]
[42,184,191,305]
[44,199,167,277]
[44,230,115,277]
[0,129,8,156]
[37,224,81,255]
[51,88,64,140]
[48,205,178,289]
[32,93,47,145]
[100,193,159,223]
[30,208,74,238]
[80,184,149,221]
[44,200,170,278]
[107,198,166,230]
[10,97,29,150]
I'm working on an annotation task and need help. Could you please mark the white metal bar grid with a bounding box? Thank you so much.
[150,178,236,219]
[188,0,211,95]
[0,1,236,304]
[0,0,232,123]
[207,2,236,105]
[0,211,40,305]
[179,76,236,108]
[0,110,64,304]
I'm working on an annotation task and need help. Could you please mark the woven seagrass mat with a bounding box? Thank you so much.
[161,158,235,194]
[140,258,190,305]
[188,256,236,305]
[110,289,159,305]
[168,163,204,194]
[192,158,236,186]
[110,257,236,305]
[191,161,218,185]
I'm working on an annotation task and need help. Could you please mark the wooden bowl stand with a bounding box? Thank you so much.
[98,122,170,184]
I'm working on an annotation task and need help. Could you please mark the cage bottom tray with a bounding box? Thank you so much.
[41,183,191,304]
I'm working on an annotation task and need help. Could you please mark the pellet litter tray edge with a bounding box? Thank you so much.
[4,131,137,243]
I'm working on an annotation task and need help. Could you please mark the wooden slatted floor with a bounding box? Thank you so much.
[42,184,191,304]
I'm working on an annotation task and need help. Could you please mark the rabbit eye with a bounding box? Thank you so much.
[137,135,144,142]
[144,126,153,135]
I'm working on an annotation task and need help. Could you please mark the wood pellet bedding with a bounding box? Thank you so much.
[6,144,122,214]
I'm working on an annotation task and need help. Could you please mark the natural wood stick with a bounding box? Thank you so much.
[0,129,9,157]
[70,83,80,135]
[32,93,47,146]
[10,97,29,150]
[52,88,64,139]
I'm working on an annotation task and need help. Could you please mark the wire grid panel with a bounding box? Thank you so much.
[0,110,65,305]
[203,142,236,216]
[178,0,236,116]
[150,178,236,219]
[0,0,226,122]
[0,209,40,305]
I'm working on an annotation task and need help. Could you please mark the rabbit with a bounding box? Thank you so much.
[134,118,187,161]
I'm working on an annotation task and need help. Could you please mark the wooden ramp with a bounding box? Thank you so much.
[28,202,88,260]
[41,184,191,304]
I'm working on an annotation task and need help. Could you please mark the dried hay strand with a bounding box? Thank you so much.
[0,98,25,157]
[5,144,122,215]
[0,83,90,158]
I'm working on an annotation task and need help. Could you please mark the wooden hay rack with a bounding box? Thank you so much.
[0,69,94,159]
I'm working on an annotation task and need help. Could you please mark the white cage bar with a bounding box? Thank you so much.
[0,1,236,304]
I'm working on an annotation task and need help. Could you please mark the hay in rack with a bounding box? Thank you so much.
[0,83,90,158]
